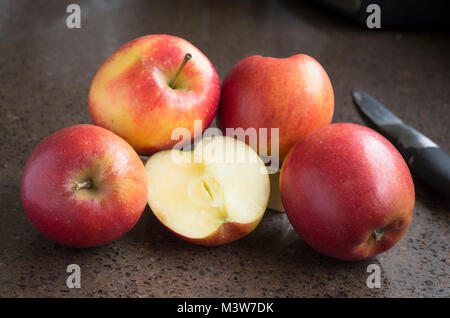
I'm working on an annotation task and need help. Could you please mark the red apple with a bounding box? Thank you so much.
[21,124,148,248]
[89,34,220,155]
[280,123,415,261]
[219,54,334,161]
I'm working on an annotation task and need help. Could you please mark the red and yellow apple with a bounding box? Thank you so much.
[280,123,415,261]
[89,34,220,155]
[145,135,270,246]
[219,54,334,161]
[20,124,148,248]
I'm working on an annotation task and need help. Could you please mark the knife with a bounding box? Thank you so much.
[352,89,450,198]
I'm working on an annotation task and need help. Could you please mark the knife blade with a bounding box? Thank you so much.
[352,89,450,198]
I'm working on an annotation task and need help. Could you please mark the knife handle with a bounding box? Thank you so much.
[405,147,450,198]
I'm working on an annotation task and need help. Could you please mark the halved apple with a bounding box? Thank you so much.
[145,135,270,246]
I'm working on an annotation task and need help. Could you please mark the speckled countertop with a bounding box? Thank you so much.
[0,0,449,298]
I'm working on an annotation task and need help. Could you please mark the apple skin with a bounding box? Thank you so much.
[89,34,220,155]
[219,54,334,160]
[20,124,148,248]
[166,220,262,247]
[280,123,415,261]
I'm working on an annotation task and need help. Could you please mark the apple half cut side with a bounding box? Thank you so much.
[145,135,270,246]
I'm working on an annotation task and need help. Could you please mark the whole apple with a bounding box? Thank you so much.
[89,34,220,155]
[280,123,415,261]
[219,54,334,161]
[21,124,148,247]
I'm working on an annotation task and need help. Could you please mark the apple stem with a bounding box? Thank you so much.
[372,229,384,242]
[169,53,192,89]
[70,180,92,192]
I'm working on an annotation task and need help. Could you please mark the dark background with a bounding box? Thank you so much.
[0,0,449,297]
